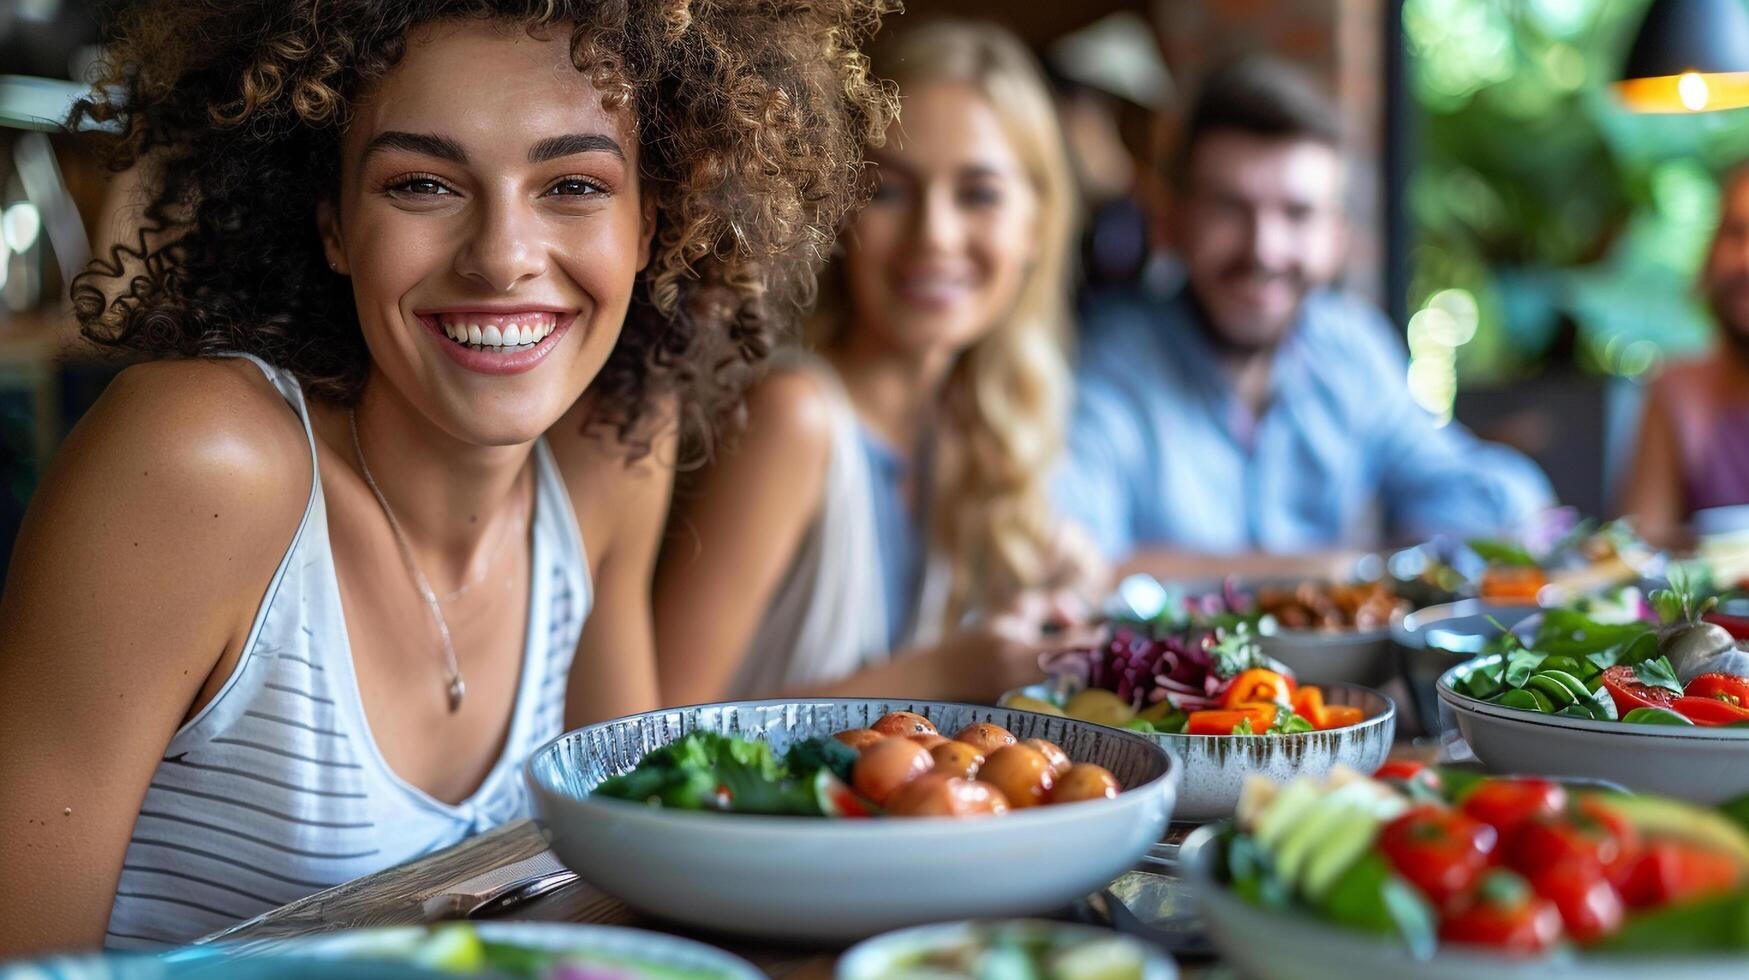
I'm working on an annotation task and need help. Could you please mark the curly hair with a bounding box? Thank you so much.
[68,0,897,455]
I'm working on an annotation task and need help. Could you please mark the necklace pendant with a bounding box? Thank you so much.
[447,675,466,713]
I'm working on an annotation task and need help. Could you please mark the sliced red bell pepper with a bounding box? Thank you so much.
[1318,705,1366,730]
[1671,695,1749,726]
[1291,686,1327,727]
[1186,704,1276,735]
[1223,668,1295,708]
[1683,673,1749,709]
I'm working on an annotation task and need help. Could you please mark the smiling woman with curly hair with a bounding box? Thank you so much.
[0,0,892,954]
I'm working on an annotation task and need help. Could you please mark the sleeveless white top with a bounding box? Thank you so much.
[104,355,591,950]
[724,353,948,697]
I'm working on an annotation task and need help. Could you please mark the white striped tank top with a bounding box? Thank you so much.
[104,355,591,950]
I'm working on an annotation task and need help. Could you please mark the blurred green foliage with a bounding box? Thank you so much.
[1406,0,1749,386]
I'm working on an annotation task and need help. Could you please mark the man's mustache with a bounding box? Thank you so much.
[1216,263,1306,290]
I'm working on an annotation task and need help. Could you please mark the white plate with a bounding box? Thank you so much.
[1003,683,1394,823]
[837,919,1178,980]
[1437,655,1749,805]
[1180,823,1749,980]
[526,699,1178,942]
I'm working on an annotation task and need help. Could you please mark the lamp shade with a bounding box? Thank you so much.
[1616,0,1749,112]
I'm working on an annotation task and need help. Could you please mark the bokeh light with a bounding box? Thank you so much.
[1,202,41,254]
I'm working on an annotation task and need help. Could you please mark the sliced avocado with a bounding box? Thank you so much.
[1302,812,1384,901]
[1588,792,1749,866]
[1276,798,1366,886]
[1253,779,1321,851]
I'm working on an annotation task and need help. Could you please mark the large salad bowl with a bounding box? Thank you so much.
[526,699,1179,942]
[1181,823,1749,980]
[1438,655,1749,804]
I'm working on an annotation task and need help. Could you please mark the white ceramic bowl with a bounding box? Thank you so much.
[1003,683,1394,823]
[1437,656,1749,805]
[526,699,1179,942]
[1180,823,1749,980]
[244,923,763,979]
[837,918,1178,980]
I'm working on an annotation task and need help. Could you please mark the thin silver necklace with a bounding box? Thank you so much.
[348,408,485,712]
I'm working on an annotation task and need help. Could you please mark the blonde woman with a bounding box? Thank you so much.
[653,20,1099,704]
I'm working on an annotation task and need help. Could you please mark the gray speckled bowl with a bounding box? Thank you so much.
[1438,656,1749,805]
[1391,600,1538,736]
[1181,823,1749,979]
[1003,683,1394,822]
[525,699,1178,942]
[1259,627,1397,687]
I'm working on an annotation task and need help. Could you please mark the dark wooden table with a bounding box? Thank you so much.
[198,818,1240,978]
[200,743,1442,977]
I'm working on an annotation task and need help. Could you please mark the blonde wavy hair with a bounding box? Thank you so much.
[830,20,1079,625]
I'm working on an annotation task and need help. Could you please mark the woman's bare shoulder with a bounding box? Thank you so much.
[73,357,311,496]
[1,356,314,690]
[28,357,314,578]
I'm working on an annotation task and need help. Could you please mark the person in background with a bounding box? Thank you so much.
[0,0,890,954]
[1059,54,1553,580]
[1619,163,1749,546]
[654,21,1102,705]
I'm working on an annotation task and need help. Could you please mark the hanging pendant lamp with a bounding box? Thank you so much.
[1615,0,1749,112]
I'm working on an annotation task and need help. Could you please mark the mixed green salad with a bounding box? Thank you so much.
[1452,576,1749,727]
[1219,766,1749,956]
[594,732,860,816]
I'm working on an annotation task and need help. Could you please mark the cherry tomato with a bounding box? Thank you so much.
[872,711,937,737]
[851,737,934,805]
[1619,840,1744,908]
[1438,870,1563,954]
[929,740,985,780]
[1528,861,1623,943]
[884,773,1009,817]
[1506,804,1636,882]
[1222,668,1295,708]
[1460,779,1567,838]
[1373,760,1436,785]
[833,728,884,752]
[1670,695,1749,726]
[954,722,1017,755]
[1048,763,1121,804]
[977,744,1056,808]
[1600,665,1678,716]
[1023,738,1072,776]
[1378,805,1498,907]
[1684,673,1749,708]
